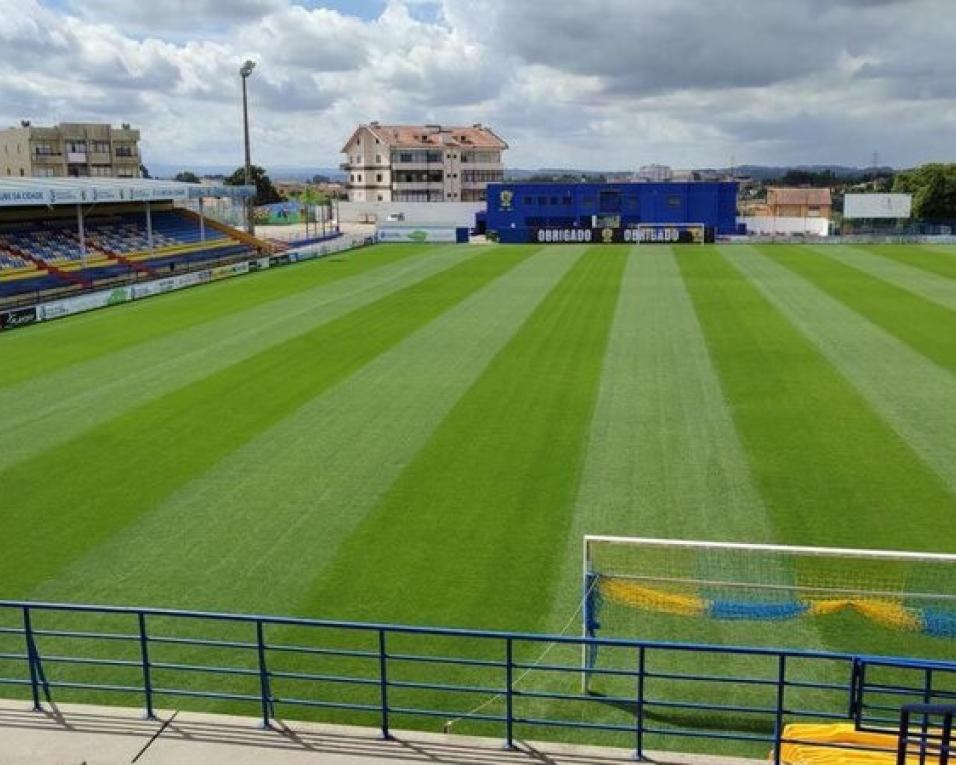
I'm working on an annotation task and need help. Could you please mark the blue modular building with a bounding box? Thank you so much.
[484,181,738,244]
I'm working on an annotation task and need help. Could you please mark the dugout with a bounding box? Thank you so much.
[485,181,738,243]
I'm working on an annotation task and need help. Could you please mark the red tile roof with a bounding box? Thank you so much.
[341,124,507,152]
[767,187,832,206]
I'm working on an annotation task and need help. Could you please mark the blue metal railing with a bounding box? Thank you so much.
[0,600,954,762]
[897,704,955,765]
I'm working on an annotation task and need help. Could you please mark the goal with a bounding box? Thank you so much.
[581,536,956,691]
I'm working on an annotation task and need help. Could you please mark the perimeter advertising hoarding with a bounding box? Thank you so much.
[0,306,38,330]
[531,225,707,244]
[377,227,458,243]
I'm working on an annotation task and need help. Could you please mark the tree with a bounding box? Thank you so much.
[139,164,151,179]
[174,170,200,183]
[224,164,283,205]
[893,164,956,220]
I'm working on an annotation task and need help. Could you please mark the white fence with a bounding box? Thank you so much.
[740,216,830,237]
[339,201,482,227]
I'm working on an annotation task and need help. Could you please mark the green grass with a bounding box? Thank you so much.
[2,241,956,755]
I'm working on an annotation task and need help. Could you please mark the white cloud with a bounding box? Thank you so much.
[0,0,952,172]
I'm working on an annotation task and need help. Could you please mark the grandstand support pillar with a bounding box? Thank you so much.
[76,204,87,269]
[198,198,206,245]
[145,201,154,260]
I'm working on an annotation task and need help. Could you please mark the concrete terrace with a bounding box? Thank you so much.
[0,700,765,765]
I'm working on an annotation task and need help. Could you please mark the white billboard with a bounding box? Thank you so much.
[843,194,912,220]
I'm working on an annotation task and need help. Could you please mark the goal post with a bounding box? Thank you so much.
[581,536,956,693]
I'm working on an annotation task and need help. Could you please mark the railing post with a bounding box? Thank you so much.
[378,629,390,740]
[848,658,862,724]
[21,606,40,711]
[255,620,272,729]
[773,654,787,765]
[137,612,155,719]
[921,669,934,765]
[505,638,515,750]
[941,711,952,765]
[635,646,646,761]
[897,708,911,765]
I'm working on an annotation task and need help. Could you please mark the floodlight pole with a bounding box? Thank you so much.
[240,60,256,236]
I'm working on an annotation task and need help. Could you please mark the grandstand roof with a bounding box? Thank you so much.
[0,177,256,209]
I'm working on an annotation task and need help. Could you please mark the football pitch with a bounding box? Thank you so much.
[2,241,956,748]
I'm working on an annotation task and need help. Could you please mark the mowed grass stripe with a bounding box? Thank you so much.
[301,247,626,631]
[31,245,585,613]
[724,245,956,516]
[683,247,956,659]
[760,245,956,375]
[0,245,471,472]
[680,247,956,551]
[816,245,956,312]
[0,243,430,387]
[536,246,825,738]
[866,244,956,281]
[568,245,770,543]
[546,245,812,646]
[0,247,532,596]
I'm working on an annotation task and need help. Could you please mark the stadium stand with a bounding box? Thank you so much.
[0,239,67,300]
[0,178,262,306]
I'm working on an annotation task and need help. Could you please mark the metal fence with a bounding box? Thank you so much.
[0,600,954,762]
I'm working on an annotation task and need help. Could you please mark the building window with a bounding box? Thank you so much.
[377,193,383,201]
[376,173,382,182]
[375,154,382,164]
[357,174,362,182]
[19,168,24,176]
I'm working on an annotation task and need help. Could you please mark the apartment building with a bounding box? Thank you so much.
[340,123,507,203]
[0,121,141,179]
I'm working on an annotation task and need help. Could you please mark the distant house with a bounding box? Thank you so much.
[766,187,833,219]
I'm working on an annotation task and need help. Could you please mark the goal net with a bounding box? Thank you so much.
[582,536,956,690]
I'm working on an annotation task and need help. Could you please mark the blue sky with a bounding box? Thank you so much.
[6,0,956,173]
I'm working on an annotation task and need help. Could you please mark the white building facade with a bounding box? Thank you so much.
[341,123,507,203]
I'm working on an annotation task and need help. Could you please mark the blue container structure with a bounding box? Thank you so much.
[485,181,738,243]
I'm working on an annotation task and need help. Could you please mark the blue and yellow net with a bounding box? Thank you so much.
[596,576,956,638]
[584,539,956,643]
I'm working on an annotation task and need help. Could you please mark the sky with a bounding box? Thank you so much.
[2,0,954,173]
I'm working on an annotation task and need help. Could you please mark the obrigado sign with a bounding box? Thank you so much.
[625,227,682,243]
[536,228,593,243]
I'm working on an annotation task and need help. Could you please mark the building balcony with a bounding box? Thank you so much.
[390,161,440,170]
[66,152,87,164]
[392,182,444,191]
[32,152,63,163]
